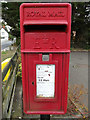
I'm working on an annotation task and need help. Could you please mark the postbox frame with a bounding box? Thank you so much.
[20,3,71,115]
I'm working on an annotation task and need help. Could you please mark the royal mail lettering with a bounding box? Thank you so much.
[24,7,67,20]
[27,11,46,17]
[26,11,64,18]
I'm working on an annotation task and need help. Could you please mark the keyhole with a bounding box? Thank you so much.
[32,81,34,85]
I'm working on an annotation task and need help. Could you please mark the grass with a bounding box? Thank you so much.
[70,47,90,51]
[2,51,7,54]
[1,47,17,62]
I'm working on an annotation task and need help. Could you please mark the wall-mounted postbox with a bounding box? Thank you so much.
[20,3,71,114]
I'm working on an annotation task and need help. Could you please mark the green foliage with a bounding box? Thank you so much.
[9,34,14,40]
[16,63,22,79]
[16,37,20,46]
[2,2,22,45]
[71,2,90,48]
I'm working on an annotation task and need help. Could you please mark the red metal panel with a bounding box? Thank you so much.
[21,53,70,114]
[64,53,70,113]
[24,32,67,50]
[24,54,63,113]
[20,3,71,114]
[20,3,71,52]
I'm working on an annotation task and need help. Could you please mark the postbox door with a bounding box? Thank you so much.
[27,53,62,111]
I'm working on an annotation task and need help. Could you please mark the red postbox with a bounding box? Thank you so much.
[20,3,71,114]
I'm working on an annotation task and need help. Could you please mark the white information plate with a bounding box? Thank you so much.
[36,64,55,98]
